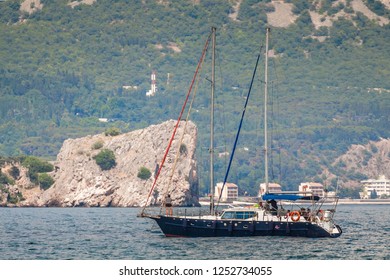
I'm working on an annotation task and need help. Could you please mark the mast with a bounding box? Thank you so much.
[264,27,270,194]
[210,26,216,214]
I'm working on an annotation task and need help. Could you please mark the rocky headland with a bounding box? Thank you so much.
[0,120,199,207]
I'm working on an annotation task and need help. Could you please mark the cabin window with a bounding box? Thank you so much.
[221,211,255,219]
[239,211,255,219]
[221,212,234,219]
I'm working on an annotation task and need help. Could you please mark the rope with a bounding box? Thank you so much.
[160,50,207,211]
[215,50,262,212]
[140,32,212,216]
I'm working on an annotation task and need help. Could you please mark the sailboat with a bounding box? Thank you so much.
[140,27,342,238]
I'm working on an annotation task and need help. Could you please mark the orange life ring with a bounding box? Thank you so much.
[290,211,301,222]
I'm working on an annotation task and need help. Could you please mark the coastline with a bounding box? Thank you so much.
[199,197,390,206]
[337,198,390,205]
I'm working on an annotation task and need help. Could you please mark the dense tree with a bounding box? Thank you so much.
[0,0,389,193]
[22,156,54,184]
[38,173,55,190]
[93,149,117,171]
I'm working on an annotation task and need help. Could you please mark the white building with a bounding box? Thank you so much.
[360,175,390,199]
[299,182,324,197]
[146,70,157,96]
[215,182,238,202]
[122,85,138,90]
[258,182,282,196]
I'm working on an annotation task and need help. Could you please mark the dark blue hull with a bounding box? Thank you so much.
[149,215,342,238]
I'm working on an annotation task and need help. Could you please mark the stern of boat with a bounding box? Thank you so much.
[313,209,342,238]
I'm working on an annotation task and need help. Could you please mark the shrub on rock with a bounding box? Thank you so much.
[137,167,151,180]
[93,149,116,170]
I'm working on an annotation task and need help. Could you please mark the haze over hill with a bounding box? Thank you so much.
[0,0,389,197]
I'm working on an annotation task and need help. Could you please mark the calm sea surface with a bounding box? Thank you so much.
[0,205,389,260]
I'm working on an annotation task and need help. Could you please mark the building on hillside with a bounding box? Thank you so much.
[122,85,138,90]
[215,182,238,202]
[360,175,390,199]
[258,182,282,197]
[299,182,324,197]
[146,70,157,96]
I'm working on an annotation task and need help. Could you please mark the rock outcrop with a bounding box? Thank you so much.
[0,161,41,206]
[331,138,390,188]
[29,120,198,207]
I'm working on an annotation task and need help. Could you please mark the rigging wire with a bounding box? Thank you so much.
[160,46,208,212]
[255,49,264,190]
[215,49,262,212]
[140,32,212,216]
[270,58,282,184]
[215,44,228,189]
[269,80,275,182]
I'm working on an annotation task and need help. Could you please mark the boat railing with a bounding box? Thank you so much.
[140,206,219,219]
[256,198,339,223]
[174,207,219,218]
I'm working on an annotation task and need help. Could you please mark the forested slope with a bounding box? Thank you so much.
[0,0,389,195]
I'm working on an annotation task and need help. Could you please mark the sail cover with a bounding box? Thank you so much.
[262,193,320,201]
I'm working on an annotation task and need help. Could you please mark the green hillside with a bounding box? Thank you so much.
[0,0,389,196]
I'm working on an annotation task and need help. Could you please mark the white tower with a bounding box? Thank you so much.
[146,70,157,96]
[151,70,157,94]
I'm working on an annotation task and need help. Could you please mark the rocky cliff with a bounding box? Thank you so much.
[331,138,390,188]
[21,120,198,207]
[315,138,390,189]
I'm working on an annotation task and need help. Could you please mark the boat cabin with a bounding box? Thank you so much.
[220,210,257,220]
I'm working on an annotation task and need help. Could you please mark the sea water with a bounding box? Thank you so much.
[0,205,389,260]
